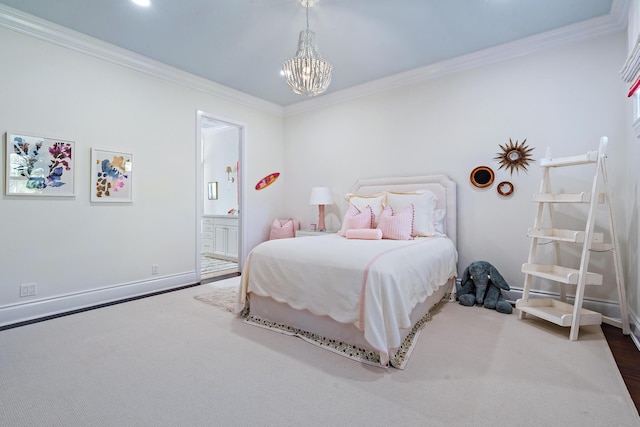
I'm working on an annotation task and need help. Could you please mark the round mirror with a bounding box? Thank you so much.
[497,181,514,196]
[470,166,495,188]
[508,150,521,161]
[495,139,535,174]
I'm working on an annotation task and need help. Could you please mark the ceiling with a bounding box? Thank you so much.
[0,0,620,107]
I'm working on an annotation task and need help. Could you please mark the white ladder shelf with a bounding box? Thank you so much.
[515,136,630,340]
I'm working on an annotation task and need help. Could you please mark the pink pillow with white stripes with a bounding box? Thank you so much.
[338,204,374,236]
[377,204,414,240]
[344,192,386,226]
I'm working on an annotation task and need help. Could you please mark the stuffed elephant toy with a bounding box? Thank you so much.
[456,261,512,314]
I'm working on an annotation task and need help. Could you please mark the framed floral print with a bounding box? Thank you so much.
[5,132,76,196]
[91,148,133,202]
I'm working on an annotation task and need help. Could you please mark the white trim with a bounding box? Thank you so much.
[631,329,640,351]
[632,92,640,137]
[0,4,284,117]
[0,272,197,328]
[634,118,640,137]
[195,110,247,275]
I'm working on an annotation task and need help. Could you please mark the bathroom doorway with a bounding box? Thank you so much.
[196,111,245,282]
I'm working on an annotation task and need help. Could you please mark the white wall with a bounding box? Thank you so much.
[284,31,635,324]
[0,28,285,325]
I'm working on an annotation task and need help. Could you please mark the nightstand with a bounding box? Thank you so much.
[295,229,336,237]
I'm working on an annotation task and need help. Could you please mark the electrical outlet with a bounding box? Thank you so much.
[19,283,37,297]
[151,264,158,275]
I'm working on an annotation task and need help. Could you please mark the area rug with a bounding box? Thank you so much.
[194,286,239,313]
[201,256,237,275]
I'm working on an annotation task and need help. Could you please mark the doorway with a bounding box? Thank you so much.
[196,111,245,282]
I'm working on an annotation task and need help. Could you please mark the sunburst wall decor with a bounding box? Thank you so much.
[494,138,534,174]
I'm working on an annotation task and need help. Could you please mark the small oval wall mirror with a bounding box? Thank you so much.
[508,150,521,161]
[497,181,514,196]
[470,166,495,188]
[208,181,218,200]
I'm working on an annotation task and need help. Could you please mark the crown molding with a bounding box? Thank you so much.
[0,2,627,119]
[284,0,629,116]
[0,4,285,117]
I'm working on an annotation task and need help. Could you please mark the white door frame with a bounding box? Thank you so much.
[195,110,247,281]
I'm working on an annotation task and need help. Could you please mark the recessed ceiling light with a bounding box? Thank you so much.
[132,0,151,7]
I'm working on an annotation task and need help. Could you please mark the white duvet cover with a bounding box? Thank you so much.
[239,234,457,363]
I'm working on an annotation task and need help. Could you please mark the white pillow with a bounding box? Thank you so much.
[434,209,446,234]
[344,192,386,226]
[385,190,437,237]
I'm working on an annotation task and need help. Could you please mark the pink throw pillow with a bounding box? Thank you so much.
[269,218,295,240]
[338,204,373,236]
[344,193,386,226]
[377,204,414,240]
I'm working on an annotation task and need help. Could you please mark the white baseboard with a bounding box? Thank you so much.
[0,272,198,328]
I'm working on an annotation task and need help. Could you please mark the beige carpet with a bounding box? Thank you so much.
[1,278,638,426]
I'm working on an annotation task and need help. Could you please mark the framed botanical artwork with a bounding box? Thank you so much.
[91,148,133,202]
[5,132,76,196]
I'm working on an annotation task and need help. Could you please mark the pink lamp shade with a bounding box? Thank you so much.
[309,187,333,231]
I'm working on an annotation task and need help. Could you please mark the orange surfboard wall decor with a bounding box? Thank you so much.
[255,172,280,190]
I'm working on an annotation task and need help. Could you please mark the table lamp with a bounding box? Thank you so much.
[309,187,333,231]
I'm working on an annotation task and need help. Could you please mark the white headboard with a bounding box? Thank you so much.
[349,175,457,248]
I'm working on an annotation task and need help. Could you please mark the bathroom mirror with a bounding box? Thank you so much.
[208,181,218,200]
[470,166,495,188]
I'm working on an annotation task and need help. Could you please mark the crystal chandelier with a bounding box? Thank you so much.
[282,0,333,96]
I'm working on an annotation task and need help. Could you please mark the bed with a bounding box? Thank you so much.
[238,175,458,368]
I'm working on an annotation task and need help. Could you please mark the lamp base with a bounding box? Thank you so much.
[318,204,326,231]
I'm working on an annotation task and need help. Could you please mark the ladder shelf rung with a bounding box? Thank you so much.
[532,192,605,203]
[527,228,584,243]
[589,242,614,251]
[521,263,603,285]
[527,229,610,249]
[539,151,598,167]
[515,298,602,327]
